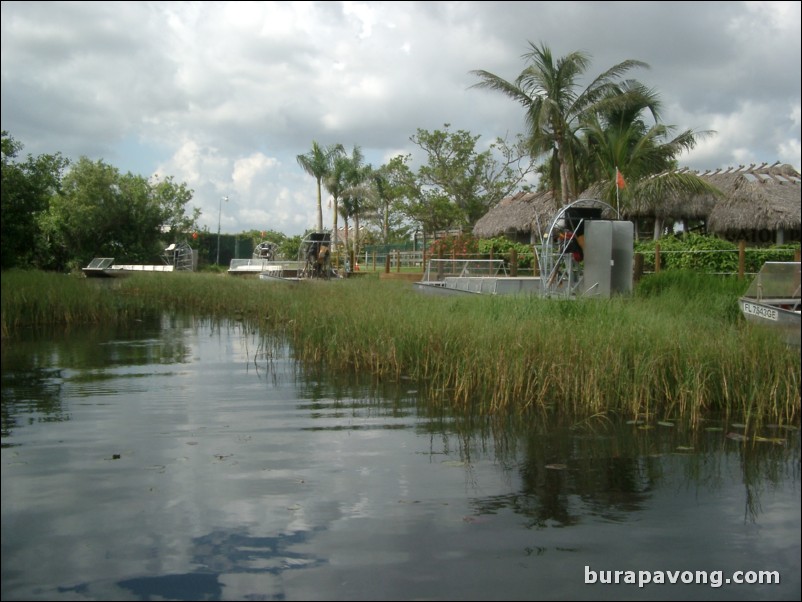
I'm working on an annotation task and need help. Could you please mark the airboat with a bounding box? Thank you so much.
[258,231,341,283]
[83,241,196,278]
[227,241,287,276]
[738,261,801,347]
[415,199,634,299]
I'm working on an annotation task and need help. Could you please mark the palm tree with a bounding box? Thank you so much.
[340,146,373,260]
[576,80,718,236]
[296,141,345,231]
[471,41,648,205]
[324,153,349,247]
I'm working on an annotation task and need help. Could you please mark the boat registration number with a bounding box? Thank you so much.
[742,302,778,321]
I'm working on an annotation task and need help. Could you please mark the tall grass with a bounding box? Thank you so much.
[2,269,798,425]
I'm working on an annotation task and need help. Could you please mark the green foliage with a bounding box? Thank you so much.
[2,132,198,273]
[281,234,303,262]
[476,237,536,269]
[1,131,69,269]
[42,158,166,271]
[2,270,798,426]
[635,234,799,273]
[407,124,536,229]
[151,175,200,238]
[427,233,478,257]
[634,270,748,324]
[297,141,346,231]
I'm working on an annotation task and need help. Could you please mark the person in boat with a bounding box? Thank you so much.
[559,230,585,262]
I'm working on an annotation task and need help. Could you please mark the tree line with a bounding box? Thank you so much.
[1,131,200,272]
[298,42,715,257]
[2,42,713,272]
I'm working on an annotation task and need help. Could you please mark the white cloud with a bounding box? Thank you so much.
[2,1,800,236]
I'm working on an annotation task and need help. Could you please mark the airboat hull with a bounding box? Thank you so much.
[82,258,176,278]
[414,276,542,296]
[739,261,801,347]
[82,267,134,278]
[258,271,303,283]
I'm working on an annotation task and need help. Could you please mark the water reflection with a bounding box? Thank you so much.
[115,527,326,601]
[1,316,799,601]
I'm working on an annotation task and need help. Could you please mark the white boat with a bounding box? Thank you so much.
[739,261,801,347]
[414,258,541,295]
[82,242,194,278]
[83,257,138,278]
[228,241,292,276]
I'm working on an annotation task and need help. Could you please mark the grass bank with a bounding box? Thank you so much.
[1,269,798,426]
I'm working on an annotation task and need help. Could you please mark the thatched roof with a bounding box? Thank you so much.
[705,163,800,234]
[472,190,559,239]
[476,163,800,240]
[626,162,802,232]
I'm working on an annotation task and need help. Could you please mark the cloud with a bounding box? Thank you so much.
[2,1,799,236]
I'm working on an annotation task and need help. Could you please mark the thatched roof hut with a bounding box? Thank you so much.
[705,163,800,243]
[519,162,800,244]
[472,190,560,243]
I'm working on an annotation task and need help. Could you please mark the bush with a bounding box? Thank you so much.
[635,234,799,273]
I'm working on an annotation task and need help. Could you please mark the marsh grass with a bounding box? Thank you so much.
[2,269,798,426]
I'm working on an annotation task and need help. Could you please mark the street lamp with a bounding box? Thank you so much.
[216,196,229,265]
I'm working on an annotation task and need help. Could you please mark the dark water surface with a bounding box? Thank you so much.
[2,315,799,601]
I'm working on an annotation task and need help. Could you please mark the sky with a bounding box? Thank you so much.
[2,1,800,237]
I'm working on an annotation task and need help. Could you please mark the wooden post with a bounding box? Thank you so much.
[510,248,518,277]
[738,240,746,280]
[634,252,643,283]
[396,250,401,272]
[654,242,661,273]
[384,252,390,273]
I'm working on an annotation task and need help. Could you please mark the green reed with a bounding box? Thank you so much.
[2,269,798,425]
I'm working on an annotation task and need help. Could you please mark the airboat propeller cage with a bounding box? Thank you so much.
[254,241,276,260]
[541,199,634,298]
[299,231,336,278]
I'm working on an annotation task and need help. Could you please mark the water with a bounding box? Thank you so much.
[2,315,799,601]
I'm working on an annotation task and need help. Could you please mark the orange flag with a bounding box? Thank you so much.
[616,168,626,190]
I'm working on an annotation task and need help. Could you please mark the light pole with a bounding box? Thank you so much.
[216,196,229,265]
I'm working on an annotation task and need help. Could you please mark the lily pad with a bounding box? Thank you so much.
[754,436,786,445]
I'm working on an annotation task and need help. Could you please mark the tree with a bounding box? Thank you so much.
[297,141,345,231]
[1,131,69,269]
[471,41,648,205]
[150,174,201,239]
[339,146,372,259]
[324,154,347,247]
[41,158,160,270]
[409,124,536,227]
[41,158,199,271]
[369,156,417,243]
